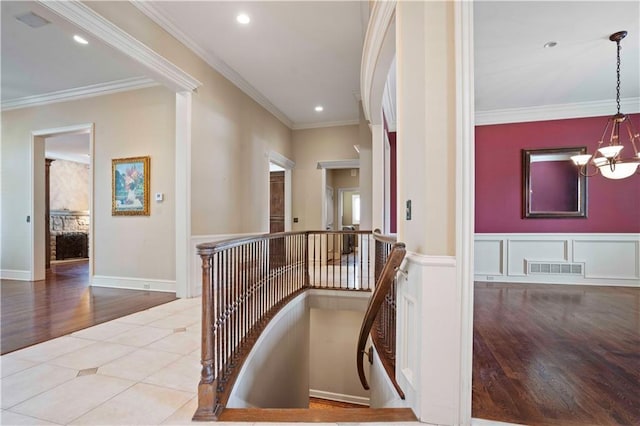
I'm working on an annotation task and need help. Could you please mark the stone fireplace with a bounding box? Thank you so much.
[50,210,89,261]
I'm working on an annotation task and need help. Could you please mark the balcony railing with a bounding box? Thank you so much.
[193,230,375,421]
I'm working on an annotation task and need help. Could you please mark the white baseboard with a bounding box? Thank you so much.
[92,275,176,293]
[0,269,32,281]
[309,389,370,406]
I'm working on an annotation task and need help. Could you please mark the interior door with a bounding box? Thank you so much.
[269,171,285,267]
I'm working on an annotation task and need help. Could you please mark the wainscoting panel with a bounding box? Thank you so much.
[474,240,503,276]
[475,234,640,286]
[574,239,639,280]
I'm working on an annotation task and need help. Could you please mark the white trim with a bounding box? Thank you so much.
[0,270,32,281]
[268,150,296,170]
[309,389,370,406]
[317,160,360,170]
[1,77,157,111]
[175,92,192,298]
[131,1,291,128]
[36,0,201,93]
[92,275,176,293]
[475,97,640,126]
[292,119,360,130]
[361,1,397,125]
[405,252,457,268]
[454,1,475,424]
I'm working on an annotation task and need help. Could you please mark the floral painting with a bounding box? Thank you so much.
[112,156,150,216]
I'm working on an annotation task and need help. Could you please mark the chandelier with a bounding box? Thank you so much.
[571,31,640,179]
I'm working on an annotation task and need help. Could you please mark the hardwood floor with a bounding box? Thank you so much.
[0,260,177,355]
[473,282,640,426]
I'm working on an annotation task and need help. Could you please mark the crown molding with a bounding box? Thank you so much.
[475,98,640,126]
[35,0,201,93]
[131,1,293,129]
[292,119,360,130]
[2,77,157,111]
[361,0,396,125]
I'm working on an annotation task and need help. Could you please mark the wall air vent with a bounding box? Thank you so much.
[15,12,50,29]
[528,262,583,275]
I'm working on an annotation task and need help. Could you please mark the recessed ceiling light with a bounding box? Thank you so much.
[236,13,250,24]
[73,35,89,45]
[543,41,558,48]
[315,105,324,112]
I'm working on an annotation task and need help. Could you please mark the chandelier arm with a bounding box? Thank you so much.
[624,120,640,157]
[579,163,601,178]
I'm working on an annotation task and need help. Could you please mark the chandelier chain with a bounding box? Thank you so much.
[616,39,621,114]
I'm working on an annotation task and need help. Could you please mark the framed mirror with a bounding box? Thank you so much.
[523,147,587,218]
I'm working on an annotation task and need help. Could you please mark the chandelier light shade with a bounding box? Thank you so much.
[571,31,640,179]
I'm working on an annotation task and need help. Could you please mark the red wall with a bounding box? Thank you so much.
[475,114,640,233]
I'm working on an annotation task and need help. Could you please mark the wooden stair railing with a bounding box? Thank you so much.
[194,230,375,421]
[356,233,406,398]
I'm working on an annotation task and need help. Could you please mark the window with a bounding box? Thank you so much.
[352,194,360,225]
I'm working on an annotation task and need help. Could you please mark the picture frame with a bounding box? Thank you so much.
[112,156,150,216]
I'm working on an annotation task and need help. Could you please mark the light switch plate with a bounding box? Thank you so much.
[155,192,164,202]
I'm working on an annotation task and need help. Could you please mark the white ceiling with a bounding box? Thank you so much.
[474,1,640,112]
[1,1,148,102]
[2,1,639,142]
[45,133,90,164]
[136,1,368,128]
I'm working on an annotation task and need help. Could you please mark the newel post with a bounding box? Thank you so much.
[194,252,221,421]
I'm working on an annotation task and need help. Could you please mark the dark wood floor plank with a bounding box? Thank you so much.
[1,261,176,354]
[473,282,640,426]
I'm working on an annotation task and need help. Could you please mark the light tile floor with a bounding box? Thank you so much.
[0,297,514,426]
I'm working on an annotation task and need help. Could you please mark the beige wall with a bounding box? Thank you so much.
[49,159,90,211]
[309,308,369,402]
[291,125,359,231]
[85,1,293,236]
[1,87,176,280]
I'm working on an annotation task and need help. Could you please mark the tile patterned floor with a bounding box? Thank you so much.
[1,296,510,425]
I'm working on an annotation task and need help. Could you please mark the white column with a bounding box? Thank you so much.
[176,91,192,298]
[394,1,473,425]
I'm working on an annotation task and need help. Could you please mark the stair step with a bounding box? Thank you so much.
[219,407,417,423]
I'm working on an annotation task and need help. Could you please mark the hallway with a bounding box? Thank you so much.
[0,261,176,354]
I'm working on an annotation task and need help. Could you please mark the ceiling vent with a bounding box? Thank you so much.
[15,12,50,29]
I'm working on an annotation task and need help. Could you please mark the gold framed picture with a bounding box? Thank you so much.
[112,156,150,216]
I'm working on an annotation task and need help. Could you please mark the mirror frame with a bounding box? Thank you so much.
[522,147,588,218]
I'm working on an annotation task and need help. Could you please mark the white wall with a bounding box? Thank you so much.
[475,233,640,286]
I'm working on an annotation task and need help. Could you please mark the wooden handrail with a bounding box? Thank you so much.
[356,242,406,392]
[194,230,376,421]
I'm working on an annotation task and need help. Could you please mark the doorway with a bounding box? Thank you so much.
[45,133,91,278]
[31,124,94,282]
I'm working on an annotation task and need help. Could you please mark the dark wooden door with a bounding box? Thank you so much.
[269,171,285,268]
[269,171,285,233]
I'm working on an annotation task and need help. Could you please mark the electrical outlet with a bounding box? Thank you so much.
[144,283,150,289]
[487,276,494,281]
